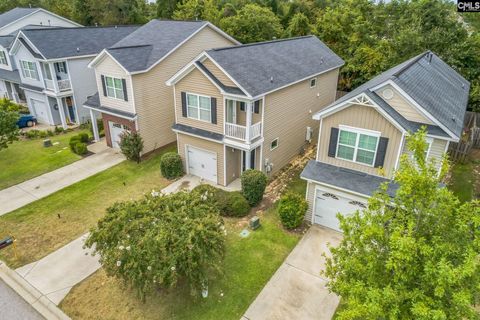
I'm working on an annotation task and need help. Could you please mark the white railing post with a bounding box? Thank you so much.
[246,102,252,143]
[56,97,68,129]
[90,109,100,142]
[49,63,59,92]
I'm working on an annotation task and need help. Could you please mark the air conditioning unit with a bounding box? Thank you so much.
[306,126,314,142]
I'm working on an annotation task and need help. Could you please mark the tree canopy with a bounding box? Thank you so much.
[325,129,480,319]
[0,98,20,151]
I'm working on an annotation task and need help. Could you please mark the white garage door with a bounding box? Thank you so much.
[31,99,49,124]
[314,189,366,232]
[187,146,217,183]
[109,122,129,149]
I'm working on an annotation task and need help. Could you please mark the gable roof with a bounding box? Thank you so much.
[0,8,38,29]
[101,19,239,73]
[16,26,138,59]
[204,36,344,98]
[316,51,470,140]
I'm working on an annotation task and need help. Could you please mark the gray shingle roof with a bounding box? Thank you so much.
[195,61,245,96]
[20,26,139,59]
[0,35,15,48]
[83,92,137,119]
[321,51,469,139]
[172,123,224,141]
[0,68,20,83]
[0,8,38,29]
[301,160,399,198]
[107,20,209,73]
[206,36,344,97]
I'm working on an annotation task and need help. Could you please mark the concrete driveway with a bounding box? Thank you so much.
[243,226,342,320]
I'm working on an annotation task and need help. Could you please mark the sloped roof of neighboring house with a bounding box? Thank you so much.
[18,26,139,59]
[204,36,344,98]
[104,19,238,73]
[317,51,470,139]
[0,35,14,48]
[0,68,21,83]
[0,8,38,29]
[83,92,137,120]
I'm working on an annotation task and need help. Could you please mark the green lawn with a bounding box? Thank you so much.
[0,129,89,190]
[0,144,175,268]
[449,162,475,202]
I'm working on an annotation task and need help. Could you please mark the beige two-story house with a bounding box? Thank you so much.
[84,19,238,151]
[301,51,470,232]
[166,36,344,187]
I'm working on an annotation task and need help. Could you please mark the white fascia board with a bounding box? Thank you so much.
[88,49,130,75]
[83,104,137,121]
[0,9,41,33]
[9,31,45,60]
[300,177,372,200]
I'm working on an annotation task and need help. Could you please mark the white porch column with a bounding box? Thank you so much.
[90,109,100,142]
[245,102,252,143]
[10,82,20,103]
[245,150,252,170]
[56,97,68,129]
[49,63,59,92]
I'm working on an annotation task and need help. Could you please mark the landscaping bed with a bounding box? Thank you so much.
[0,144,175,268]
[0,128,90,190]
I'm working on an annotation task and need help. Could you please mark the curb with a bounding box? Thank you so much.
[0,261,70,320]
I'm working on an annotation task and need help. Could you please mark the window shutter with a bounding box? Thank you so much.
[211,97,217,124]
[328,127,339,158]
[55,63,59,73]
[122,79,128,101]
[254,100,260,114]
[240,102,245,111]
[181,92,187,117]
[101,75,107,96]
[374,137,389,168]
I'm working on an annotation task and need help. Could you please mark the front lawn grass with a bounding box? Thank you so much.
[449,162,475,202]
[0,144,175,268]
[60,207,300,320]
[0,129,89,190]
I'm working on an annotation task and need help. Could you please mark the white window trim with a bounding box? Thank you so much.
[270,137,279,151]
[336,125,381,167]
[186,92,212,123]
[104,75,124,100]
[0,51,8,66]
[20,60,38,80]
[310,77,317,88]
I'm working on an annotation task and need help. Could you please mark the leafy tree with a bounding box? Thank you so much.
[325,129,480,319]
[157,0,179,18]
[173,0,222,25]
[73,0,94,25]
[285,12,311,37]
[220,4,283,43]
[86,191,226,300]
[0,98,20,151]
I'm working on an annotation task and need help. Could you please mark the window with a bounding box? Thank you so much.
[310,78,317,88]
[55,61,67,74]
[41,62,52,80]
[0,51,7,66]
[104,76,124,100]
[270,138,279,150]
[336,127,380,166]
[20,60,39,80]
[187,93,211,122]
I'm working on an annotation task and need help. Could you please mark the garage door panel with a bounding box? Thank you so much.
[32,99,49,124]
[314,189,366,232]
[187,146,217,183]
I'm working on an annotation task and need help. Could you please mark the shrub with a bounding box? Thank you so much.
[79,132,89,143]
[74,142,88,155]
[85,191,225,299]
[160,152,184,179]
[119,131,144,163]
[69,135,81,151]
[225,191,250,217]
[46,129,54,137]
[278,192,308,229]
[241,169,268,206]
[54,126,64,134]
[25,130,39,139]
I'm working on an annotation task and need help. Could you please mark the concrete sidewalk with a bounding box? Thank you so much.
[16,234,100,306]
[0,143,124,216]
[243,226,342,320]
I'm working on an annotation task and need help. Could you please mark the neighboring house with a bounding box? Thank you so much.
[166,36,344,187]
[0,7,81,104]
[301,51,470,232]
[8,26,138,127]
[85,19,238,150]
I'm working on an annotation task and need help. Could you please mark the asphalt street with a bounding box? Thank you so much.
[0,278,43,320]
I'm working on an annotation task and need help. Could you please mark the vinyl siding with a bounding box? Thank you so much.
[94,55,134,114]
[262,68,339,176]
[14,44,44,88]
[174,68,224,134]
[317,104,403,177]
[177,133,225,186]
[225,146,241,185]
[401,136,448,171]
[201,58,237,87]
[374,84,433,124]
[133,26,236,153]
[67,57,97,124]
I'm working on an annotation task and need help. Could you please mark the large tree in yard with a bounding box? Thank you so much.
[325,129,480,320]
[86,191,226,300]
[0,98,20,151]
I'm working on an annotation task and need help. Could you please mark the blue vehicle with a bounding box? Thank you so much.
[17,114,37,128]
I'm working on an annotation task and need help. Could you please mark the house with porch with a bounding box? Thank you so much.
[0,7,81,104]
[166,36,344,187]
[8,25,138,127]
[84,19,238,150]
[301,51,470,232]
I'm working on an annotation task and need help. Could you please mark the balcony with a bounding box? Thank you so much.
[225,121,262,141]
[44,79,71,92]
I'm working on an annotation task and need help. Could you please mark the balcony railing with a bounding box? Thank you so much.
[44,79,54,90]
[225,122,262,141]
[58,79,71,91]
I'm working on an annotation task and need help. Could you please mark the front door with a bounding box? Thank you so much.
[65,97,76,123]
[242,149,256,171]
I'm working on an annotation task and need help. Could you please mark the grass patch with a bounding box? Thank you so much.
[0,144,175,268]
[60,208,299,320]
[449,162,475,202]
[0,129,89,190]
